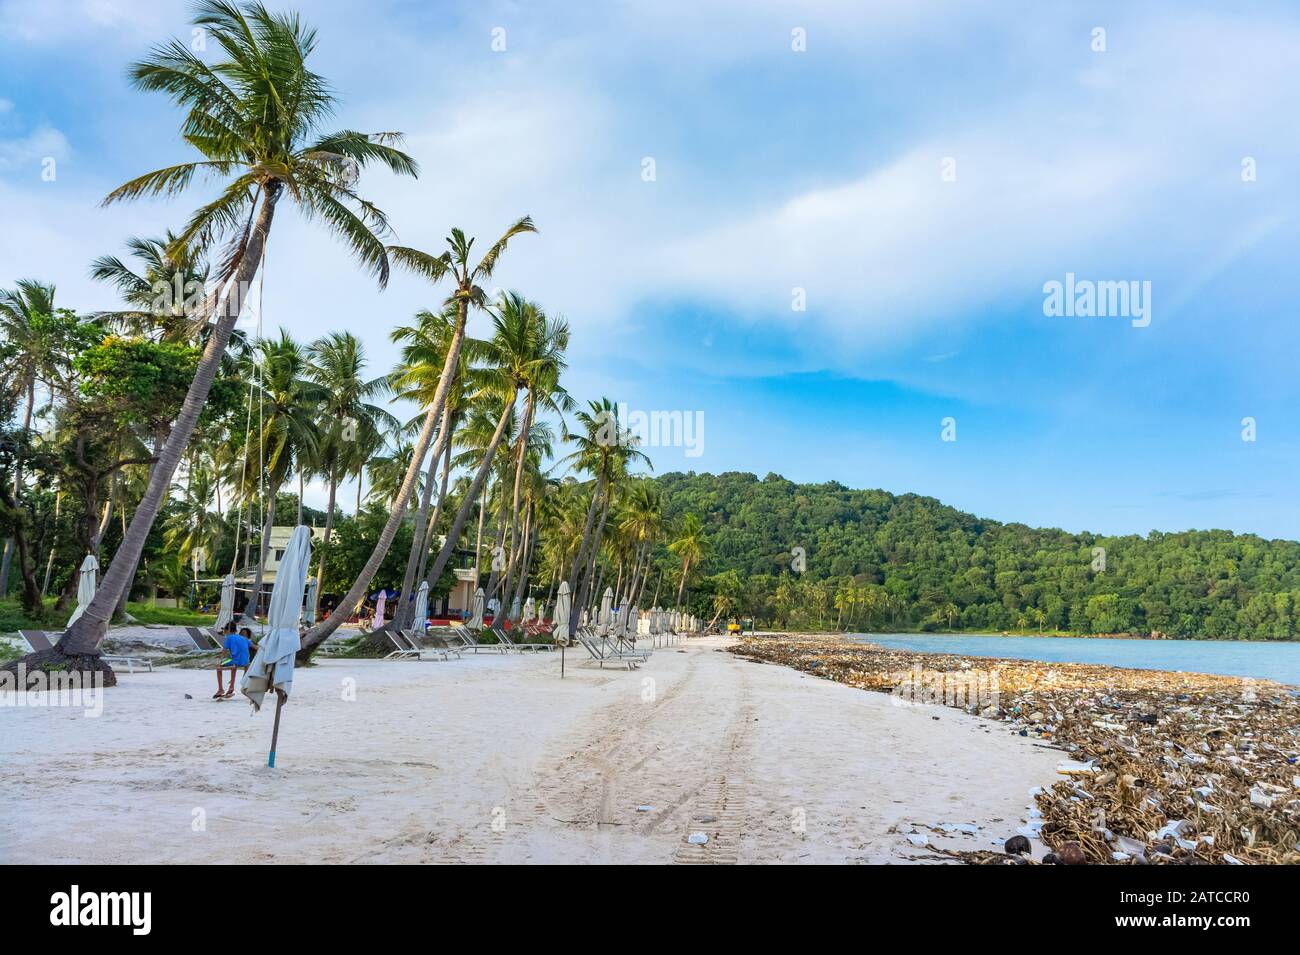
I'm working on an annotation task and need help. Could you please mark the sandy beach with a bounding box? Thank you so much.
[0,636,1060,864]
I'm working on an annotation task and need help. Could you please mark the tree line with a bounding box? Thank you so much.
[650,471,1300,640]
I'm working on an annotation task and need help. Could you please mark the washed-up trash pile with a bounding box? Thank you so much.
[729,635,1300,864]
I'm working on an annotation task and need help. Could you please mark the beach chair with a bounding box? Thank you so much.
[184,626,222,652]
[19,630,154,673]
[450,624,504,654]
[575,631,642,670]
[383,631,421,660]
[406,630,462,661]
[488,623,534,653]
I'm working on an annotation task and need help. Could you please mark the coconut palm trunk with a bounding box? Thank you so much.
[298,302,472,659]
[394,415,443,628]
[415,429,453,585]
[58,183,282,656]
[415,394,515,610]
[248,477,282,618]
[314,459,338,619]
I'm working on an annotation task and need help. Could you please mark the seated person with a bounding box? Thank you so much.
[214,625,253,700]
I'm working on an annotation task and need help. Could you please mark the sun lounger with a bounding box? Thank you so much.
[404,630,462,661]
[488,624,536,653]
[19,630,154,673]
[184,626,222,652]
[383,631,421,660]
[450,624,504,654]
[575,631,643,670]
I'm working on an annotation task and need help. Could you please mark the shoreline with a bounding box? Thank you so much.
[731,633,1300,864]
[772,628,1300,644]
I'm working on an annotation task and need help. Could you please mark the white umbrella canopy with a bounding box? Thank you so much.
[242,526,311,712]
[553,582,571,644]
[510,594,521,621]
[468,588,485,629]
[215,573,236,631]
[372,591,387,631]
[522,597,535,625]
[66,554,100,626]
[412,581,430,631]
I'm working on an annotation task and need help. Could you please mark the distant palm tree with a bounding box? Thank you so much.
[668,512,706,610]
[305,331,394,614]
[0,279,64,599]
[58,0,416,657]
[240,329,326,614]
[163,462,225,582]
[560,398,649,633]
[89,233,213,342]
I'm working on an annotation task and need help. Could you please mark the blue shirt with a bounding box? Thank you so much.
[223,633,252,667]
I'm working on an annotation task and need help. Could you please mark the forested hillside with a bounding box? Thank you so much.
[650,471,1300,640]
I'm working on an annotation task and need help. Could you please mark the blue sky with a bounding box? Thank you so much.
[2,0,1299,538]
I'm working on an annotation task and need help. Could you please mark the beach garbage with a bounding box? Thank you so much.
[728,633,1300,865]
[1004,835,1031,855]
[907,833,929,847]
[688,832,709,845]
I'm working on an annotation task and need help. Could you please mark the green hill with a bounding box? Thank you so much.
[651,471,1300,640]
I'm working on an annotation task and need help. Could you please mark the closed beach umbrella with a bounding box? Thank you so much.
[302,576,318,626]
[66,554,100,626]
[553,583,570,643]
[241,526,312,766]
[522,596,535,624]
[215,573,236,631]
[469,587,485,630]
[598,586,614,636]
[554,581,572,677]
[510,594,521,621]
[372,590,387,631]
[412,580,429,631]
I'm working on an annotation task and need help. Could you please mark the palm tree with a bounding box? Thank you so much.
[298,217,536,659]
[305,331,394,616]
[669,512,706,609]
[0,279,60,599]
[560,398,649,635]
[57,0,416,659]
[240,329,325,615]
[163,460,225,581]
[89,233,212,342]
[619,480,664,608]
[387,307,474,628]
[365,441,423,509]
[483,293,572,614]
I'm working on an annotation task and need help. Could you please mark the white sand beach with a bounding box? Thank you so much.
[1,637,1059,864]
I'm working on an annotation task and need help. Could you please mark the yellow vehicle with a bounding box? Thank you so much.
[727,620,742,634]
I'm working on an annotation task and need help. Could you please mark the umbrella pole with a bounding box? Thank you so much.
[266,661,283,768]
[561,644,565,679]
